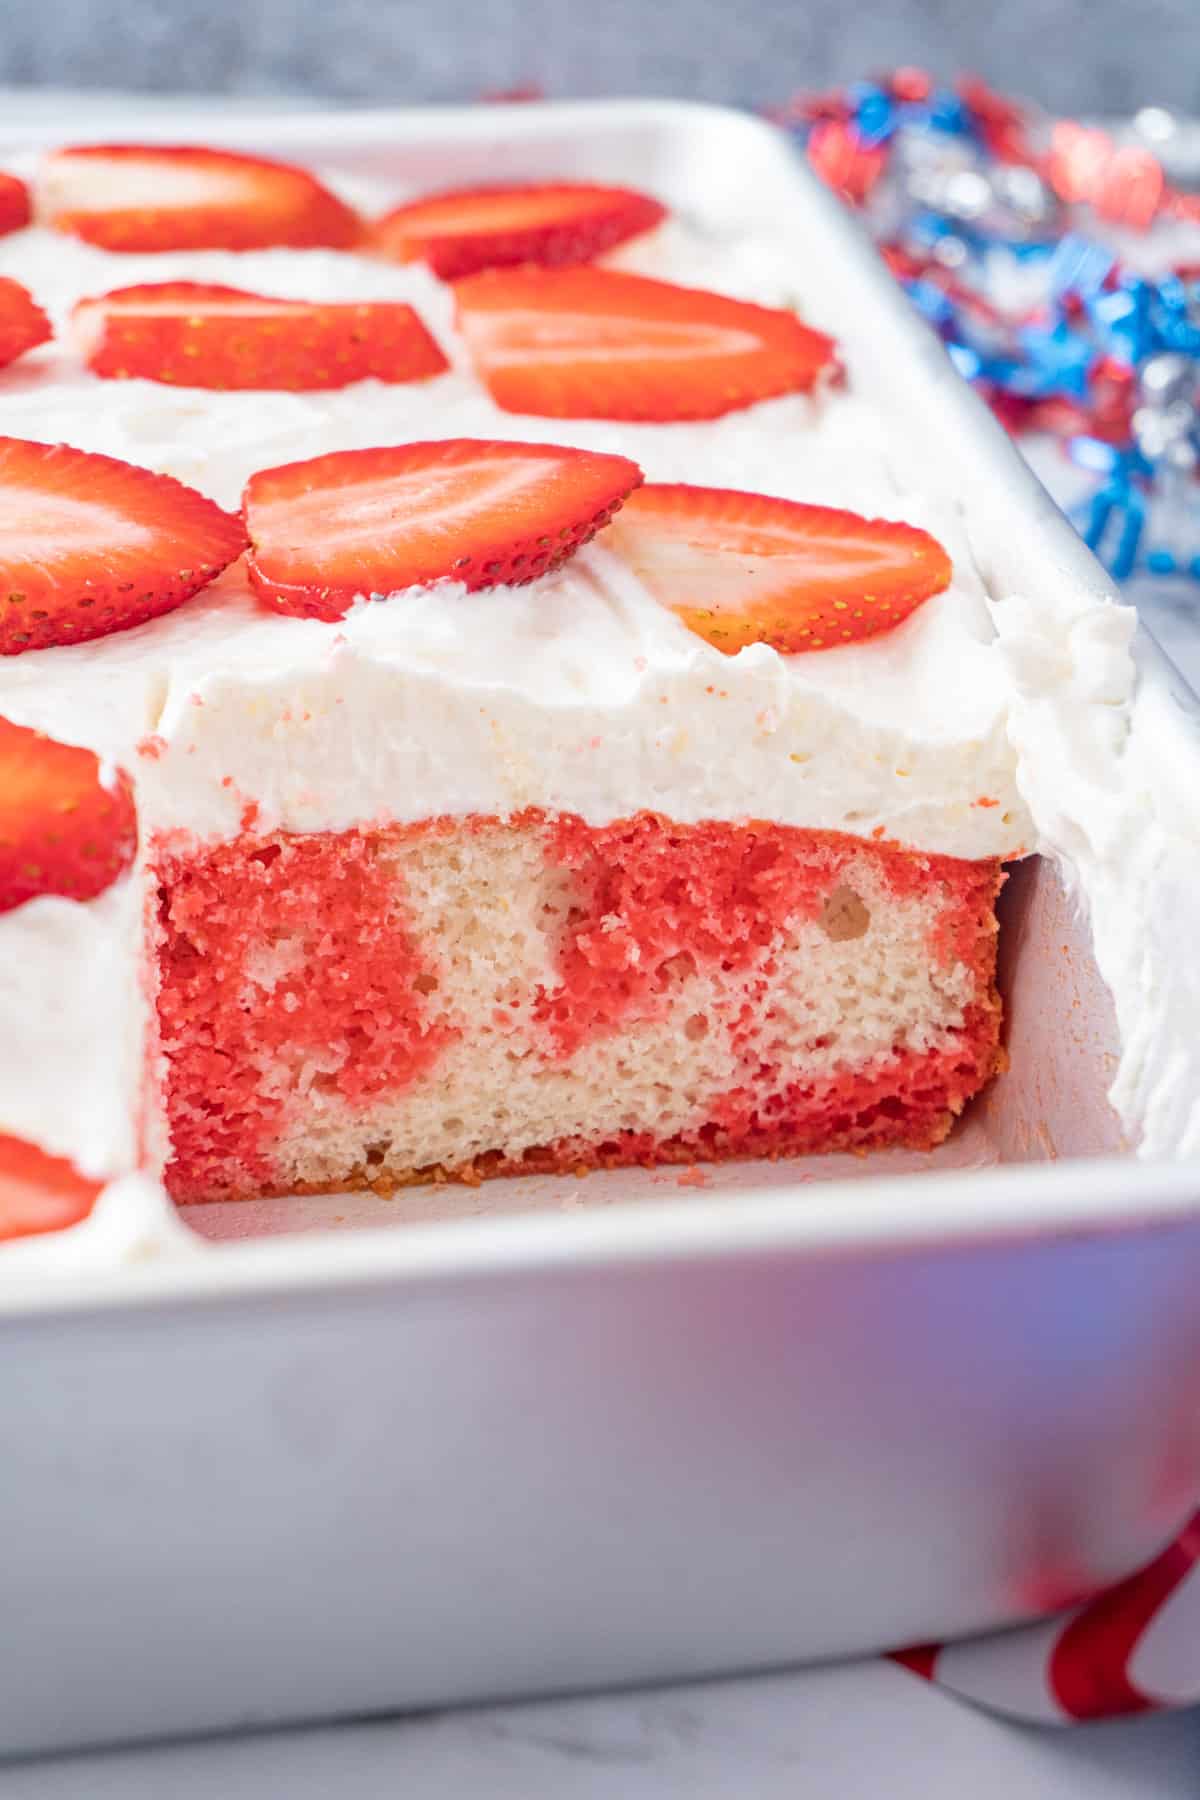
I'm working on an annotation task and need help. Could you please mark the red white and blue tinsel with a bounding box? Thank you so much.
[773,74,1200,583]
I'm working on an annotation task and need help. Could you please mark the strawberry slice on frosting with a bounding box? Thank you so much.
[454,265,837,420]
[0,713,138,914]
[0,1134,104,1242]
[375,181,666,278]
[0,278,51,369]
[243,438,644,622]
[40,143,360,252]
[607,483,954,653]
[72,282,448,391]
[0,437,247,654]
[0,172,31,238]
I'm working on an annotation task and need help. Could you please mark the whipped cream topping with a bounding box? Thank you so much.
[0,217,1030,861]
[0,536,1024,857]
[0,882,145,1179]
[0,146,1175,1277]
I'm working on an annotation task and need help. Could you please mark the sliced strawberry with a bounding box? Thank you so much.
[606,484,953,654]
[0,713,137,912]
[0,277,51,369]
[0,171,31,238]
[453,266,837,420]
[0,438,247,654]
[374,182,666,279]
[40,143,360,252]
[243,438,643,622]
[72,281,448,391]
[0,1132,103,1242]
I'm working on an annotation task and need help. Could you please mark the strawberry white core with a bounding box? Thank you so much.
[82,294,299,319]
[403,190,624,232]
[464,308,764,367]
[255,458,564,557]
[0,488,153,557]
[40,156,243,216]
[70,288,312,357]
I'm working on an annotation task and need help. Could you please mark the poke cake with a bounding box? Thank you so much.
[0,132,1122,1257]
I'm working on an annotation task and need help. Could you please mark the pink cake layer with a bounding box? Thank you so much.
[151,811,1006,1202]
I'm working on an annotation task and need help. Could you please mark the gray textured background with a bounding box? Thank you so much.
[0,0,1197,116]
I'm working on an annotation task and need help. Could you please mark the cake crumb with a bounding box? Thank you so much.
[676,1165,711,1189]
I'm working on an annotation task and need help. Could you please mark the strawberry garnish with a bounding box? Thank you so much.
[243,438,643,622]
[374,182,666,279]
[606,484,953,654]
[453,266,837,420]
[40,143,360,252]
[0,277,51,369]
[0,438,247,654]
[72,281,448,391]
[0,171,31,238]
[0,714,137,913]
[0,1133,103,1242]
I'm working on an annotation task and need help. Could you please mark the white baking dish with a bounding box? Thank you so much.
[3,99,1200,1759]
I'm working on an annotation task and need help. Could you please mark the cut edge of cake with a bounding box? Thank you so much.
[149,809,1006,1204]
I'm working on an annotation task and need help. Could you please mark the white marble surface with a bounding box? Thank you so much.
[7,1659,1200,1797]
